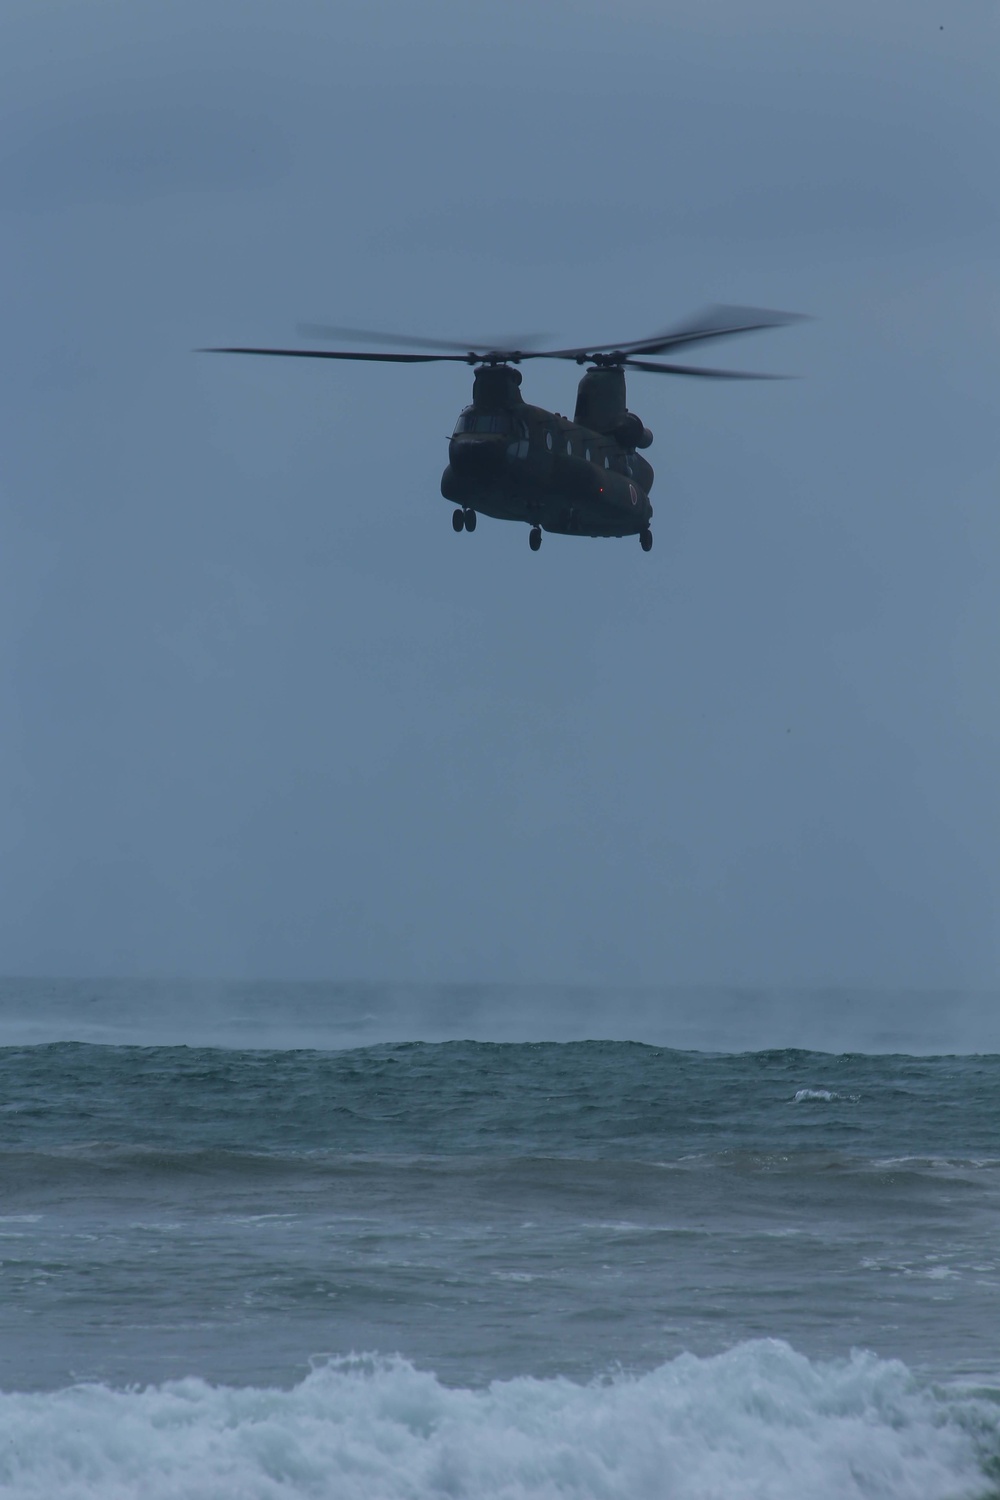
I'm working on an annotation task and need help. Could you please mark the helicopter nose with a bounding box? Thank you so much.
[448,434,505,477]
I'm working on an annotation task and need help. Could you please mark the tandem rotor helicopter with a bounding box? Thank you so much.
[203,306,802,553]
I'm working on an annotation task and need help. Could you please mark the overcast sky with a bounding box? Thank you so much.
[2,0,997,985]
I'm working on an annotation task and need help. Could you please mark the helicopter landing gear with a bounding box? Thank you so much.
[452,509,465,533]
[640,528,653,552]
[529,526,542,552]
[463,508,477,532]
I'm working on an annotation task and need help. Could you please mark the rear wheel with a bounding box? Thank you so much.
[640,528,653,552]
[452,509,465,533]
[529,526,542,552]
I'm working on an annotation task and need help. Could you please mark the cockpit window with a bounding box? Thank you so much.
[454,409,517,436]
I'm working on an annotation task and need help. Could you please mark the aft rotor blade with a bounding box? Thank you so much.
[621,306,807,356]
[625,357,787,379]
[200,346,473,364]
[539,306,806,361]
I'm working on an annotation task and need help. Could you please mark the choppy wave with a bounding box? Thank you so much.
[3,1030,1000,1399]
[0,1342,996,1500]
[2,1039,998,1166]
[3,1142,999,1197]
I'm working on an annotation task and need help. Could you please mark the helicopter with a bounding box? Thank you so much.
[203,306,802,553]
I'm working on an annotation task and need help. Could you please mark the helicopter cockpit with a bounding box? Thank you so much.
[453,409,522,436]
[453,407,530,460]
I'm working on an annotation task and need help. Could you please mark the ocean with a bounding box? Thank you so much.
[0,979,998,1498]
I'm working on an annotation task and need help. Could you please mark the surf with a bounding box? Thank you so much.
[0,1341,996,1500]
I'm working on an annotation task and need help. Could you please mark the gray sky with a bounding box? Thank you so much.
[2,0,998,985]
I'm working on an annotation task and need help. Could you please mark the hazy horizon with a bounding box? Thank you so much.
[2,976,997,1056]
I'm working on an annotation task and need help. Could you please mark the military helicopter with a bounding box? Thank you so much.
[204,306,801,553]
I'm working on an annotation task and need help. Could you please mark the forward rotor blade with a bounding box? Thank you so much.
[200,346,472,364]
[298,323,550,354]
[625,358,787,378]
[297,324,481,353]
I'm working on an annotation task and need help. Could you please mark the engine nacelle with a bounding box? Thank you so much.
[613,412,653,450]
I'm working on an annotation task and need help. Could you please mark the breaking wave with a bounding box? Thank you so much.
[0,1340,996,1500]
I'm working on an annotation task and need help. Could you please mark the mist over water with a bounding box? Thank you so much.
[2,977,997,1054]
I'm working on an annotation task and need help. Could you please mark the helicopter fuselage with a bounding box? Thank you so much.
[440,364,654,539]
[441,404,653,537]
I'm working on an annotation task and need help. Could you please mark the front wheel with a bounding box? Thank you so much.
[640,528,653,552]
[452,509,465,533]
[463,508,477,532]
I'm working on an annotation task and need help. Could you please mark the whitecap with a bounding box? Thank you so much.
[791,1087,860,1103]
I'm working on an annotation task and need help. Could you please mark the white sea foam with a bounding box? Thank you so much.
[0,1340,994,1500]
[792,1087,860,1102]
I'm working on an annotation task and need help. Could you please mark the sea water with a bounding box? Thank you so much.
[0,979,997,1498]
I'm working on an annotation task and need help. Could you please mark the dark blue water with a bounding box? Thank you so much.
[0,980,997,1499]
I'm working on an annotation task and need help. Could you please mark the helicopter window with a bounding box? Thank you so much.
[566,439,572,456]
[585,447,591,462]
[545,431,553,450]
[603,455,610,469]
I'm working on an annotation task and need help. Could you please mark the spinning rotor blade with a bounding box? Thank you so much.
[620,305,807,357]
[539,306,806,362]
[298,324,551,355]
[201,346,472,364]
[624,358,786,379]
[202,305,804,375]
[297,324,483,353]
